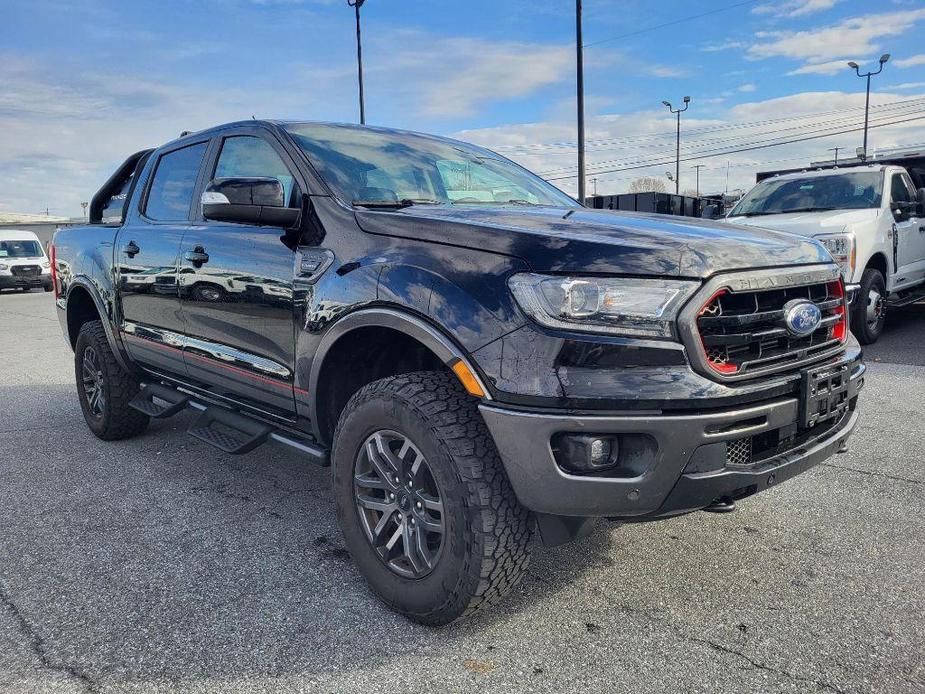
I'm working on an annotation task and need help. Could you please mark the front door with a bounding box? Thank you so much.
[890,171,925,289]
[116,139,209,376]
[178,132,302,417]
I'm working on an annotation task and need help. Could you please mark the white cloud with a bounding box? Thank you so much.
[885,83,925,90]
[700,40,747,53]
[367,33,574,118]
[738,83,757,93]
[895,54,925,68]
[748,9,925,63]
[787,59,860,76]
[455,90,925,199]
[646,65,691,78]
[753,0,840,18]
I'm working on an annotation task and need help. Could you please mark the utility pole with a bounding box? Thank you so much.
[576,0,586,204]
[828,146,840,165]
[725,160,730,193]
[848,54,889,158]
[662,96,691,194]
[347,0,366,125]
[693,164,704,197]
[592,177,598,196]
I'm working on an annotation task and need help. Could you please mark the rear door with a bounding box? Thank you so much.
[178,130,302,417]
[890,171,925,289]
[116,139,210,376]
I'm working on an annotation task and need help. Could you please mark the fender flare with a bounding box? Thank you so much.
[65,278,134,373]
[307,307,492,437]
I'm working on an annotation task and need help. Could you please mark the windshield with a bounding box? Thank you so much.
[0,240,44,258]
[283,123,579,208]
[731,171,883,217]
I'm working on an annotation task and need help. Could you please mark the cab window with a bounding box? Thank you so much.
[890,173,915,206]
[144,142,208,221]
[214,136,298,206]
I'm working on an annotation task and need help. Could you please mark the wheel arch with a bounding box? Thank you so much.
[865,252,889,279]
[65,279,133,372]
[307,307,492,444]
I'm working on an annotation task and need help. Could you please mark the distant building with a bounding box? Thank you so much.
[0,213,80,248]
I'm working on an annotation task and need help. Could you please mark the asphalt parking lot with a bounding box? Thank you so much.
[0,291,923,694]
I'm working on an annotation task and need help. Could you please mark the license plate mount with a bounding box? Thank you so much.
[799,362,850,430]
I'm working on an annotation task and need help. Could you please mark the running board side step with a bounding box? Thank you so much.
[129,383,190,418]
[887,287,925,308]
[134,382,329,465]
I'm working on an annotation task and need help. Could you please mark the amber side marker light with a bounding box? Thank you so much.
[450,359,486,398]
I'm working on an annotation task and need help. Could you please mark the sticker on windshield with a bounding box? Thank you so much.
[854,185,865,196]
[0,251,6,257]
[799,184,814,190]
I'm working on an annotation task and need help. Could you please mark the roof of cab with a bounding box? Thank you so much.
[0,229,43,242]
[768,164,890,180]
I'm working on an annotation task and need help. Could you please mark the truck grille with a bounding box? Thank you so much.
[695,278,847,380]
[11,265,41,277]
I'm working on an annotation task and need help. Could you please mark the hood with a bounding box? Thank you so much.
[726,208,881,238]
[355,205,830,278]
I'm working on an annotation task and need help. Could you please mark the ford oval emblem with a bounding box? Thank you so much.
[783,300,822,336]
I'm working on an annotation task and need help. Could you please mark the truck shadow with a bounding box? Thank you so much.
[0,382,623,688]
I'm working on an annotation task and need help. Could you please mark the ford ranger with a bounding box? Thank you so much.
[51,120,865,624]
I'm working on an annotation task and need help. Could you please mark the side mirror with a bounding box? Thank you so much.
[201,177,301,228]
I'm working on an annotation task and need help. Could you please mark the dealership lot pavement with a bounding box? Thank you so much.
[0,291,923,694]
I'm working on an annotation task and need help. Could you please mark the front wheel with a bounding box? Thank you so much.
[851,268,886,344]
[332,371,534,625]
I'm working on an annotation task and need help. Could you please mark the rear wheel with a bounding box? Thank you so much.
[74,320,149,440]
[332,371,533,625]
[851,268,886,344]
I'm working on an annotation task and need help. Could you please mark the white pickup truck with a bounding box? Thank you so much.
[726,163,925,344]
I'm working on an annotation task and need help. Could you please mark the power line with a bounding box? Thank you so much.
[536,101,925,175]
[581,0,764,49]
[543,113,925,181]
[494,97,925,153]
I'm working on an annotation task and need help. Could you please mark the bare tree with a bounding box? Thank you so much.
[681,188,699,198]
[628,177,668,193]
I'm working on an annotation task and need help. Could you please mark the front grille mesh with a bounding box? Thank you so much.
[725,437,753,467]
[696,280,845,379]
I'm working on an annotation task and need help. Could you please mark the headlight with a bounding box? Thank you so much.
[815,233,855,279]
[41,260,50,269]
[508,273,700,338]
[0,263,8,270]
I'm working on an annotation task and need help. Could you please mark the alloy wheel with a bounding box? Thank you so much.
[353,429,445,578]
[81,346,106,417]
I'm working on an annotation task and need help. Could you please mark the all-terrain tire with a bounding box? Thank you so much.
[850,268,886,345]
[332,371,534,626]
[74,320,149,440]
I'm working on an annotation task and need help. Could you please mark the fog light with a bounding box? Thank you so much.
[552,434,620,474]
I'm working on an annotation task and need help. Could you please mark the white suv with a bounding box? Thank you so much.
[0,230,53,293]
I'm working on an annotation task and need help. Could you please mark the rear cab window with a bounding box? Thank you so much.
[144,142,208,221]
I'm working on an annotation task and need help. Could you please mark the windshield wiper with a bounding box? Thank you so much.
[740,206,837,217]
[352,198,441,209]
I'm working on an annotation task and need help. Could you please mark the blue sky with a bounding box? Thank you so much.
[2,0,925,214]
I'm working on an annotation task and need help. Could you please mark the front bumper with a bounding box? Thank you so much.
[0,274,50,289]
[480,351,864,519]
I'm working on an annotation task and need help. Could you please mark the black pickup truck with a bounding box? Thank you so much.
[51,120,865,624]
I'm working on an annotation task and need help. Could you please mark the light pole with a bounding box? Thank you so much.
[347,0,366,125]
[576,0,586,204]
[693,164,704,197]
[662,96,690,194]
[828,146,840,165]
[847,54,889,159]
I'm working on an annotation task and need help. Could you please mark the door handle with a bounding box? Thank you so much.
[184,248,209,266]
[123,241,140,258]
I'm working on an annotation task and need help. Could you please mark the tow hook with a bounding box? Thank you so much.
[703,497,736,513]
